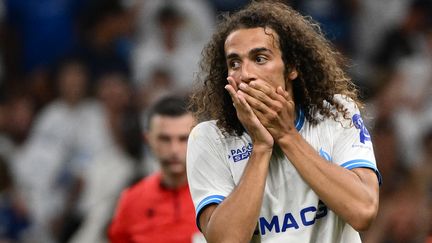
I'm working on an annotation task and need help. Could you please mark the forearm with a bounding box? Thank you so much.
[205,147,272,242]
[278,132,379,231]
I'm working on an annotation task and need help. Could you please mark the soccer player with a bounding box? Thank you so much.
[187,1,381,242]
[109,95,200,243]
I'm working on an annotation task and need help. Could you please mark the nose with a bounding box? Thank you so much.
[169,139,183,157]
[240,61,256,83]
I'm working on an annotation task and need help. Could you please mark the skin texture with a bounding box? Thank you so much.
[198,27,379,243]
[224,27,298,145]
[147,113,196,188]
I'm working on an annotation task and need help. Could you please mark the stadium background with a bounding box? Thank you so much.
[0,0,431,242]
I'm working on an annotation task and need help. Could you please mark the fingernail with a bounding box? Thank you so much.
[239,83,246,89]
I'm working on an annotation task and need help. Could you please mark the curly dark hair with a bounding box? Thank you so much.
[190,0,361,136]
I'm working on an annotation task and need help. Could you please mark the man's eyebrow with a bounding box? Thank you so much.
[226,47,273,59]
[249,47,273,55]
[226,52,239,60]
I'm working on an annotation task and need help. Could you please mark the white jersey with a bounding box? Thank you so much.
[186,97,381,243]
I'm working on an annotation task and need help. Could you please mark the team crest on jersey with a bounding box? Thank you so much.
[228,143,253,162]
[352,114,371,144]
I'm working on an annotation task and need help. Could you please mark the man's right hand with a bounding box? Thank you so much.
[225,77,274,150]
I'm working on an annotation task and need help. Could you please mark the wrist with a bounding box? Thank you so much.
[276,130,300,147]
[251,143,273,154]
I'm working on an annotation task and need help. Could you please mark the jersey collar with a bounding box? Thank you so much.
[295,107,305,131]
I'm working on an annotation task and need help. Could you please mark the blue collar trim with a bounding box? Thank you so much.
[295,108,305,131]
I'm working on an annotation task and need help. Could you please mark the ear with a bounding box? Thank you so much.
[288,69,298,80]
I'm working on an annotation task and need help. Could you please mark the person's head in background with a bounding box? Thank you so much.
[54,57,89,106]
[96,71,131,113]
[156,4,185,52]
[145,95,196,188]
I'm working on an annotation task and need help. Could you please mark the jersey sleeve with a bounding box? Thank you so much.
[186,122,236,230]
[330,97,382,185]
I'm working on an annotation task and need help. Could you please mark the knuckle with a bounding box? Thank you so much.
[274,102,283,111]
[255,92,265,101]
[268,111,277,120]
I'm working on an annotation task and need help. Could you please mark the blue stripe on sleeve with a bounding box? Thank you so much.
[340,159,382,185]
[195,195,226,231]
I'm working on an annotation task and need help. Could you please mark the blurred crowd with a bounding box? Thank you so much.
[0,0,431,242]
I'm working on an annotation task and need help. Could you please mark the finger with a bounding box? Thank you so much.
[251,107,267,124]
[276,86,291,101]
[250,106,277,132]
[237,91,256,115]
[240,81,274,98]
[243,81,288,108]
[239,83,272,107]
[238,89,270,114]
[277,87,296,107]
[225,84,240,106]
[249,80,274,95]
[276,86,296,115]
[227,76,239,92]
[240,83,287,113]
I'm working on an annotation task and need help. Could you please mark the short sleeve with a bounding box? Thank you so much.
[186,122,236,230]
[331,97,382,185]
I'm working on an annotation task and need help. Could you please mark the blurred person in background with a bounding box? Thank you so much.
[77,0,133,93]
[136,67,175,114]
[68,70,142,243]
[108,95,203,243]
[0,90,35,163]
[417,127,432,243]
[0,155,31,242]
[291,0,360,56]
[10,57,92,243]
[362,126,432,243]
[358,0,432,102]
[362,170,429,243]
[131,0,214,93]
[370,0,431,76]
[366,118,399,198]
[372,25,432,169]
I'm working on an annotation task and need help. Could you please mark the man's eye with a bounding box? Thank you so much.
[229,60,241,69]
[256,56,267,64]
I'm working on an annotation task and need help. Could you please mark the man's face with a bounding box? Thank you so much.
[147,113,195,177]
[224,27,296,91]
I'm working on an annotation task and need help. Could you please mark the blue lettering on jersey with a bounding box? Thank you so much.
[300,207,316,226]
[352,114,371,144]
[259,201,328,235]
[281,213,299,231]
[316,200,328,219]
[260,215,280,234]
[229,143,253,162]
